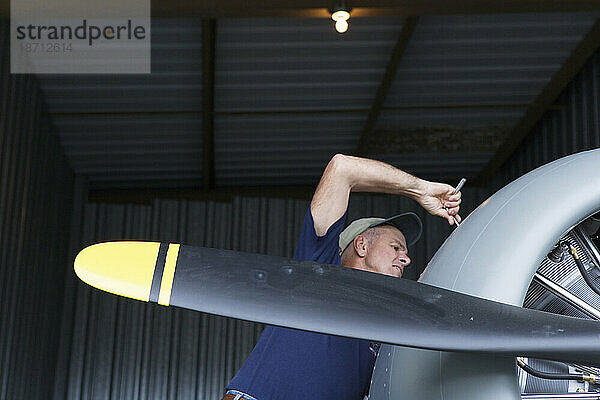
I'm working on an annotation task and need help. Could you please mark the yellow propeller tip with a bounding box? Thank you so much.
[74,241,161,302]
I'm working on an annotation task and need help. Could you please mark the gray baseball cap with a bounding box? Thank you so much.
[339,212,422,255]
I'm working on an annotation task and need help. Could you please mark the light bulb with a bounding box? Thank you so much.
[331,10,350,22]
[335,19,348,33]
[331,8,350,34]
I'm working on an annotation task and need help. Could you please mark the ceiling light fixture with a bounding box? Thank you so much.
[331,3,350,34]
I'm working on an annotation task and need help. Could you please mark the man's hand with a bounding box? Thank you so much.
[416,181,462,225]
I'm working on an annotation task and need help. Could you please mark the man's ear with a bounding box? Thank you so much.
[353,234,368,257]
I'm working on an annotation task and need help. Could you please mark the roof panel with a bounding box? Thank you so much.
[378,107,524,127]
[374,152,493,181]
[213,17,409,187]
[215,112,362,187]
[383,12,600,125]
[55,114,202,187]
[37,18,203,114]
[216,16,404,112]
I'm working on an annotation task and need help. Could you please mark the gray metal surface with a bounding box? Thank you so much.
[522,394,600,399]
[0,22,75,400]
[371,149,600,400]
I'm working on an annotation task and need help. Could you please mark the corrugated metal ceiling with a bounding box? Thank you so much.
[37,19,204,188]
[35,12,600,190]
[381,12,597,126]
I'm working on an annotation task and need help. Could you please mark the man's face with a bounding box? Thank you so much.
[363,225,410,278]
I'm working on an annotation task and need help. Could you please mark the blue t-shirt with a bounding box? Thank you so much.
[227,209,377,400]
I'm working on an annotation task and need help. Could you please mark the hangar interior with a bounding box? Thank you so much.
[1,2,600,399]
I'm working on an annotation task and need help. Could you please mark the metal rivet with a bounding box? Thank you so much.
[281,266,293,275]
[252,270,268,282]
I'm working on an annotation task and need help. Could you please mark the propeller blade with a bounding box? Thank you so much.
[74,241,600,365]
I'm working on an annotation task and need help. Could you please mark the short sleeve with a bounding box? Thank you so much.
[293,208,347,265]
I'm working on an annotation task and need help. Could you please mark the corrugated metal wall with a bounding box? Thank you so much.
[54,198,303,400]
[0,21,75,400]
[491,50,600,189]
[54,187,486,400]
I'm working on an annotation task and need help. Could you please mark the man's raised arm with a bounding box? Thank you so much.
[310,154,462,236]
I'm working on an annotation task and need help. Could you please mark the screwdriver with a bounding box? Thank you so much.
[449,178,466,227]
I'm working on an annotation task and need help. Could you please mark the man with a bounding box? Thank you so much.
[222,154,462,400]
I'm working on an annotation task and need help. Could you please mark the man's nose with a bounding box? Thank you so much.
[399,254,410,266]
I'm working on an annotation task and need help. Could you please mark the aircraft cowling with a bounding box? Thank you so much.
[369,148,600,400]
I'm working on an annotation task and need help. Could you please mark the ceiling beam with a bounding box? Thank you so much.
[3,1,600,18]
[475,18,600,185]
[357,16,418,155]
[46,103,533,118]
[202,18,216,190]
[148,1,600,18]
